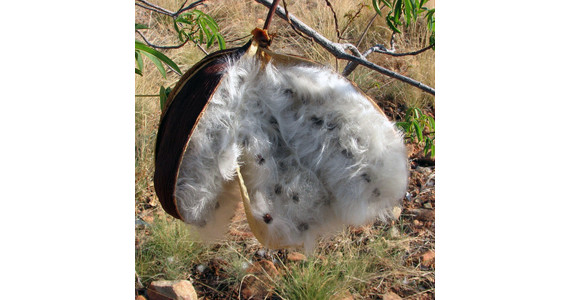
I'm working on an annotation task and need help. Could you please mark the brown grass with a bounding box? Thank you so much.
[135,0,435,298]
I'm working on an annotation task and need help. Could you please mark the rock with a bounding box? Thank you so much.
[409,208,435,221]
[421,250,435,267]
[242,260,278,299]
[392,206,402,219]
[383,291,402,300]
[247,259,279,277]
[147,280,197,300]
[287,252,307,262]
[389,226,400,238]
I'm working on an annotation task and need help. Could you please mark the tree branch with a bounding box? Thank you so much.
[254,0,435,96]
[135,0,206,18]
[343,42,434,76]
[136,30,191,49]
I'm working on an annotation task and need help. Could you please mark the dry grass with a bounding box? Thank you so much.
[135,0,435,298]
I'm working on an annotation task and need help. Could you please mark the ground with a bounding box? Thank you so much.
[135,129,435,299]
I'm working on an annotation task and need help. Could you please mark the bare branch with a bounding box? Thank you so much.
[343,42,434,76]
[254,0,435,95]
[136,30,191,49]
[355,13,377,48]
[324,0,342,41]
[135,0,206,18]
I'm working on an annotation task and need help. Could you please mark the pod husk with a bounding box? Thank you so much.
[154,41,252,220]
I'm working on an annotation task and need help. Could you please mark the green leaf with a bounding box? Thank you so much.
[393,0,403,21]
[135,68,143,76]
[372,0,383,16]
[216,34,226,50]
[386,15,401,33]
[141,51,167,78]
[135,23,149,30]
[135,41,181,74]
[135,50,144,74]
[403,0,412,25]
[412,120,423,141]
[427,115,435,130]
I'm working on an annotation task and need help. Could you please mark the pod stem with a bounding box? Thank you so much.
[262,0,281,30]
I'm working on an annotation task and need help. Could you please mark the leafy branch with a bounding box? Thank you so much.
[255,0,435,95]
[396,107,435,157]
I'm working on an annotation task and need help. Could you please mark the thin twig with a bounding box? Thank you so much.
[282,0,313,42]
[324,0,342,41]
[372,42,435,57]
[356,13,378,49]
[263,0,281,30]
[136,30,191,49]
[343,41,434,76]
[135,0,205,18]
[254,0,435,95]
[340,3,366,39]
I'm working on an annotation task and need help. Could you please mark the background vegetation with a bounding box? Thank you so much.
[135,0,435,298]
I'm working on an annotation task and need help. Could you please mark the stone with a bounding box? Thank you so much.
[383,291,402,300]
[242,259,278,299]
[392,206,402,219]
[147,280,197,300]
[247,259,279,277]
[389,226,400,238]
[421,250,435,267]
[287,252,307,262]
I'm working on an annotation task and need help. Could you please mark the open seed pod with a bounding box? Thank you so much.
[154,28,409,252]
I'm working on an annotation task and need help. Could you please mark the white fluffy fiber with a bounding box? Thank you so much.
[175,54,408,250]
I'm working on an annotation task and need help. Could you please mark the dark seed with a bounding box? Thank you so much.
[326,122,337,131]
[215,202,220,209]
[310,115,324,127]
[291,193,300,202]
[297,222,309,231]
[274,184,282,195]
[256,154,265,165]
[373,188,381,197]
[361,173,371,183]
[263,213,273,224]
[269,116,278,126]
[284,88,293,95]
[341,149,353,159]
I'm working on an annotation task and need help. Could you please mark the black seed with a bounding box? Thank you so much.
[274,184,282,195]
[241,137,249,147]
[291,193,300,202]
[361,173,371,183]
[310,115,324,127]
[326,122,337,131]
[341,149,353,159]
[373,188,381,197]
[215,202,220,209]
[263,213,273,224]
[278,161,287,171]
[256,154,265,165]
[284,88,293,95]
[297,222,309,231]
[269,116,278,125]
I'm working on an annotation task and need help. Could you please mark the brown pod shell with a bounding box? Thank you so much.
[154,41,252,220]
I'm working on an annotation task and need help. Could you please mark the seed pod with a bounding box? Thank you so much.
[154,28,409,251]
